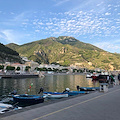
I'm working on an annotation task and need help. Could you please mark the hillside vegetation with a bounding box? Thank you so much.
[0,43,23,63]
[6,36,120,70]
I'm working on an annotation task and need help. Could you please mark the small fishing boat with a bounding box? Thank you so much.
[80,87,99,91]
[13,94,45,105]
[43,92,68,98]
[0,103,22,114]
[63,91,89,96]
[86,74,92,78]
[91,72,99,80]
[0,103,13,114]
[97,75,110,83]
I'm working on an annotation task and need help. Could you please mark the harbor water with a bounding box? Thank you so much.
[0,74,99,100]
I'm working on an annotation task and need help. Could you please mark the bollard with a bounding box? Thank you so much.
[100,83,108,92]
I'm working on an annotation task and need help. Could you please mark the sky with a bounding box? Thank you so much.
[0,0,120,53]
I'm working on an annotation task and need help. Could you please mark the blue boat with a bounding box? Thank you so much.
[13,94,44,105]
[63,91,89,96]
[43,92,68,98]
[80,87,99,91]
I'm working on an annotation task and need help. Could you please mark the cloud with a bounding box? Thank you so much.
[96,2,104,6]
[94,41,120,53]
[54,0,70,6]
[0,30,19,44]
[13,12,28,21]
[0,29,30,45]
[105,12,111,15]
[30,7,120,40]
[35,30,40,32]
[0,0,119,53]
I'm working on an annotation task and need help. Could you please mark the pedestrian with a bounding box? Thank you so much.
[76,85,80,91]
[118,73,120,85]
[110,74,115,84]
[38,87,44,96]
[106,75,110,84]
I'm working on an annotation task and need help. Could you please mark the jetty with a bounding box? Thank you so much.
[0,74,39,79]
[1,85,120,120]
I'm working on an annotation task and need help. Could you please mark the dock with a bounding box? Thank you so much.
[1,85,120,120]
[0,74,39,78]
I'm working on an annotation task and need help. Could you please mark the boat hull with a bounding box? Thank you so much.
[80,87,99,91]
[13,94,44,105]
[97,75,109,83]
[64,91,89,96]
[43,92,68,98]
[0,103,13,114]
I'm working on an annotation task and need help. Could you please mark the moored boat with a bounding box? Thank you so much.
[80,87,99,91]
[91,72,99,80]
[97,75,110,83]
[13,94,45,105]
[0,103,13,114]
[43,92,68,98]
[86,74,92,78]
[63,91,89,96]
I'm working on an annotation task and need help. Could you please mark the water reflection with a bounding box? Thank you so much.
[0,74,99,98]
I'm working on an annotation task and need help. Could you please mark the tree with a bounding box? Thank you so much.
[25,66,31,71]
[0,65,4,70]
[6,66,15,70]
[47,68,53,71]
[16,66,20,71]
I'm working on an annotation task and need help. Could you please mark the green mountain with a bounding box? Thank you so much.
[6,36,120,70]
[0,43,23,63]
[54,36,104,51]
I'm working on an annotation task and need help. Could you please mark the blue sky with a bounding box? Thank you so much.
[0,0,120,53]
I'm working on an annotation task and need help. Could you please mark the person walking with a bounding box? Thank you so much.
[118,73,120,85]
[38,87,44,96]
[110,74,115,85]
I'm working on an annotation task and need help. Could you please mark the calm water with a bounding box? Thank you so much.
[0,74,99,99]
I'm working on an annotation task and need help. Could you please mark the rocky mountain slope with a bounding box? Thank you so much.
[6,36,120,70]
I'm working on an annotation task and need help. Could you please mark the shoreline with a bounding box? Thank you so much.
[0,72,86,79]
[0,74,39,79]
[44,72,86,76]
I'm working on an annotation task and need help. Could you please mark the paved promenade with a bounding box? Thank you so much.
[1,85,120,120]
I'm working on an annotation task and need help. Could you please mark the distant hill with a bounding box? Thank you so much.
[6,36,120,70]
[54,36,104,51]
[0,43,23,63]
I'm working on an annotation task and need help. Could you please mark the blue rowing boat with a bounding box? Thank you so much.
[80,87,99,91]
[63,91,89,96]
[43,92,68,98]
[13,94,45,105]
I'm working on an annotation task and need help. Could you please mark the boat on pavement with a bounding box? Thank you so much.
[13,94,45,105]
[43,92,68,98]
[0,103,13,114]
[62,88,89,96]
[63,91,89,96]
[80,87,99,91]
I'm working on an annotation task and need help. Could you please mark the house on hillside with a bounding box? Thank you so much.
[25,61,39,72]
[11,63,26,74]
